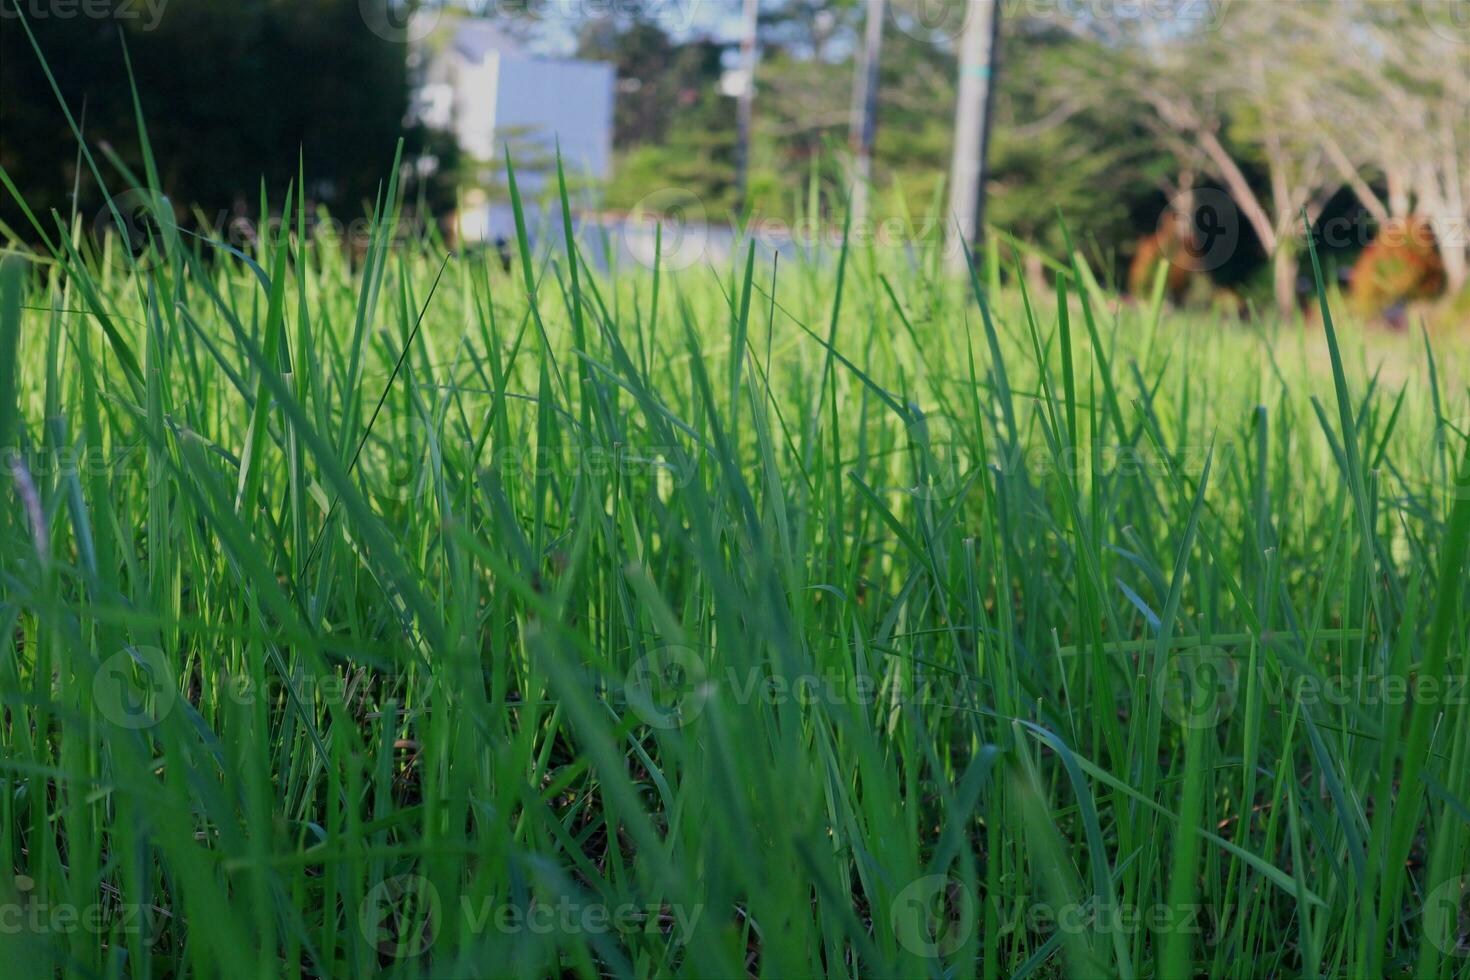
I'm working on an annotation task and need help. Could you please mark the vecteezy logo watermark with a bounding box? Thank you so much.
[1424,875,1470,958]
[1,442,159,488]
[623,645,708,729]
[891,0,971,42]
[359,0,440,43]
[1262,671,1470,710]
[903,408,969,502]
[490,442,699,491]
[460,896,704,943]
[891,874,976,958]
[622,187,708,272]
[0,875,168,940]
[610,661,881,721]
[93,645,177,729]
[93,188,176,273]
[723,666,878,711]
[226,667,440,711]
[1020,897,1224,940]
[361,874,442,959]
[374,411,439,504]
[1156,187,1240,275]
[1421,1,1470,44]
[0,0,168,30]
[1156,645,1236,729]
[359,876,704,959]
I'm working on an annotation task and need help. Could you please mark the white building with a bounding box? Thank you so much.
[414,20,615,239]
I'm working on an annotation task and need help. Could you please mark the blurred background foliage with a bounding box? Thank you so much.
[0,0,450,234]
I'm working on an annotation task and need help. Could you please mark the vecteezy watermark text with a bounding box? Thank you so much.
[889,874,1230,960]
[0,876,170,942]
[0,0,168,30]
[361,874,704,960]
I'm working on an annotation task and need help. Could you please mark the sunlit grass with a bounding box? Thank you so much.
[4,98,1470,978]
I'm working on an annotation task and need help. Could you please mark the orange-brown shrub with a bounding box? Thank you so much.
[1128,210,1203,302]
[1349,217,1446,318]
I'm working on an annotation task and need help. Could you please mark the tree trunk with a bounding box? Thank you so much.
[1438,230,1468,295]
[733,0,760,213]
[1196,129,1277,256]
[945,0,1003,275]
[1417,165,1468,296]
[847,0,886,229]
[1273,246,1298,318]
[1023,251,1046,294]
[1387,168,1411,219]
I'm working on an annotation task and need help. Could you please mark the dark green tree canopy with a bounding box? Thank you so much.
[1,0,417,235]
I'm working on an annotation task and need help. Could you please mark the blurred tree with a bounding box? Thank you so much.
[749,9,1168,272]
[1053,4,1315,314]
[604,89,740,216]
[581,17,738,215]
[758,0,854,59]
[575,17,727,149]
[1334,1,1470,293]
[984,19,1169,283]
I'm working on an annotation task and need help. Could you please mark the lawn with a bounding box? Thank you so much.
[3,149,1470,978]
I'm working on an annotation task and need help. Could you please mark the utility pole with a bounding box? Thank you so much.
[848,0,887,229]
[945,0,1002,275]
[734,0,760,215]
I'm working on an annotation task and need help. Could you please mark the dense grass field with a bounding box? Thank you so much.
[5,145,1470,979]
